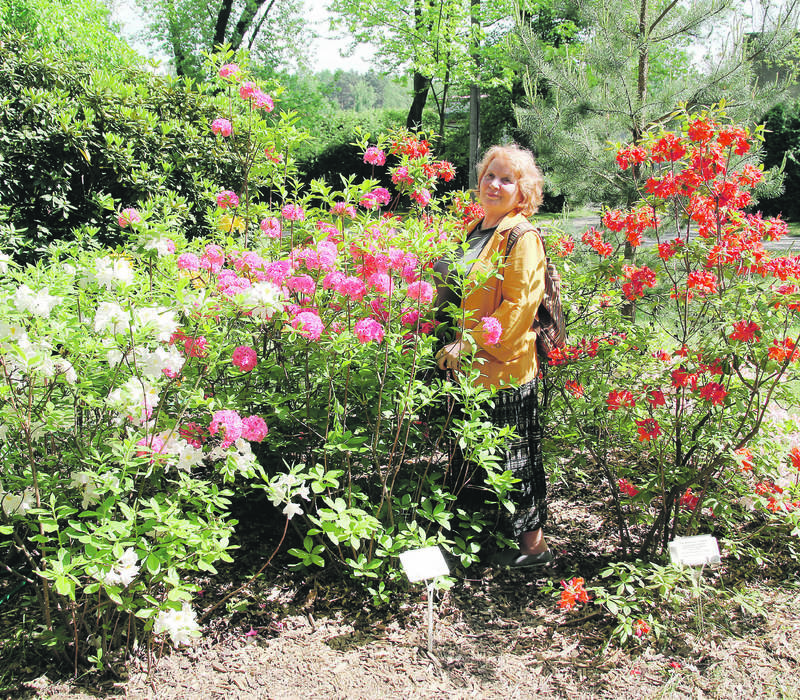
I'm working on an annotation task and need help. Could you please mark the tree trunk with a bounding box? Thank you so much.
[407,72,430,131]
[213,0,235,47]
[468,0,481,190]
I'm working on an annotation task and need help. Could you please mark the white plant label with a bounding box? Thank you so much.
[668,534,721,566]
[399,546,450,582]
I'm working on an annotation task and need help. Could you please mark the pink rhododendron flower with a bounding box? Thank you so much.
[219,63,241,79]
[368,272,392,296]
[338,276,366,301]
[136,435,167,463]
[239,81,257,99]
[184,336,208,358]
[292,311,324,340]
[369,297,389,322]
[364,146,386,166]
[209,410,243,448]
[260,217,281,238]
[323,270,346,290]
[252,90,274,111]
[406,280,434,305]
[211,118,232,137]
[401,308,421,326]
[481,316,502,345]
[118,208,141,228]
[179,422,207,448]
[391,166,413,187]
[331,201,357,218]
[287,274,316,296]
[354,317,385,344]
[411,189,431,207]
[281,204,305,221]
[177,253,201,272]
[216,190,239,209]
[232,345,258,372]
[241,415,268,442]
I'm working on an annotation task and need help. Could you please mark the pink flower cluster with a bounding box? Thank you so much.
[216,190,239,209]
[364,146,387,166]
[232,345,258,372]
[209,410,268,448]
[219,63,241,79]
[239,81,274,111]
[211,118,233,137]
[354,318,385,344]
[118,208,141,228]
[360,187,391,210]
[481,316,502,345]
[281,204,305,221]
[260,217,281,238]
[292,311,324,340]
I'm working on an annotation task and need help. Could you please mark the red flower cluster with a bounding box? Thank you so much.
[565,380,584,398]
[581,227,613,257]
[621,264,657,301]
[730,320,760,343]
[547,333,627,366]
[615,145,648,170]
[618,478,639,498]
[683,269,718,298]
[789,446,800,470]
[657,237,685,261]
[633,619,651,638]
[601,207,659,247]
[734,447,754,472]
[390,136,430,159]
[635,418,662,441]
[559,577,590,610]
[421,160,456,182]
[680,488,700,510]
[607,389,635,411]
[550,235,576,257]
[768,338,800,363]
[699,381,727,405]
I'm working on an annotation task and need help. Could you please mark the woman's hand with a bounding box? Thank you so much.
[435,339,469,371]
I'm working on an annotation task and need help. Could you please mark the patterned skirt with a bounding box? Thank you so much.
[446,378,548,538]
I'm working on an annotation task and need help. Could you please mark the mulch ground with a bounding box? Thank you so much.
[4,476,800,699]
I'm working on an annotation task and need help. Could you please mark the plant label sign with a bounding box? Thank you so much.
[399,546,450,582]
[668,534,721,566]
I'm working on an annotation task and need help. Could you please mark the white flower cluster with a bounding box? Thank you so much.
[0,488,34,517]
[208,437,256,474]
[141,430,206,472]
[107,346,184,380]
[13,284,61,318]
[0,252,11,274]
[69,471,119,509]
[153,603,200,646]
[103,547,140,587]
[0,322,76,384]
[92,256,135,289]
[266,472,311,519]
[95,303,178,343]
[143,237,174,257]
[107,377,160,425]
[237,282,284,321]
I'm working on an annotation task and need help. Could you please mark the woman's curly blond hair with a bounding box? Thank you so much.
[476,144,544,217]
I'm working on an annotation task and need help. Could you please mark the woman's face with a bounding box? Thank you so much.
[478,154,521,225]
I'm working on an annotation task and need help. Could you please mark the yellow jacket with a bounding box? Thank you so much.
[459,212,546,389]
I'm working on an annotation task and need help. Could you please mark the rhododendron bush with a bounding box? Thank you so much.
[0,57,508,667]
[546,106,800,559]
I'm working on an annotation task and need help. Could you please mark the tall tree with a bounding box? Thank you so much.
[515,0,800,207]
[135,0,311,77]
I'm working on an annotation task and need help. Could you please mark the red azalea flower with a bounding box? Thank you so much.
[730,320,760,343]
[633,619,651,638]
[699,382,727,405]
[607,389,636,411]
[635,418,662,441]
[618,478,639,498]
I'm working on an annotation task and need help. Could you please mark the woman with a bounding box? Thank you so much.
[433,144,551,568]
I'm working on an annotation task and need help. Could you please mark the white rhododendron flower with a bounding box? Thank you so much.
[134,307,179,342]
[238,281,284,320]
[0,321,28,344]
[153,603,200,646]
[107,378,160,425]
[69,472,100,509]
[94,302,132,335]
[0,252,10,274]
[1,489,35,517]
[13,284,61,317]
[137,346,184,379]
[103,547,140,587]
[54,358,77,384]
[94,256,135,288]
[175,442,205,472]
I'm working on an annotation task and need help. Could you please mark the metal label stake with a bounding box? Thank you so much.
[399,546,450,654]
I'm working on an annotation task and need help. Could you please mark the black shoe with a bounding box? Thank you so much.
[492,549,553,569]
